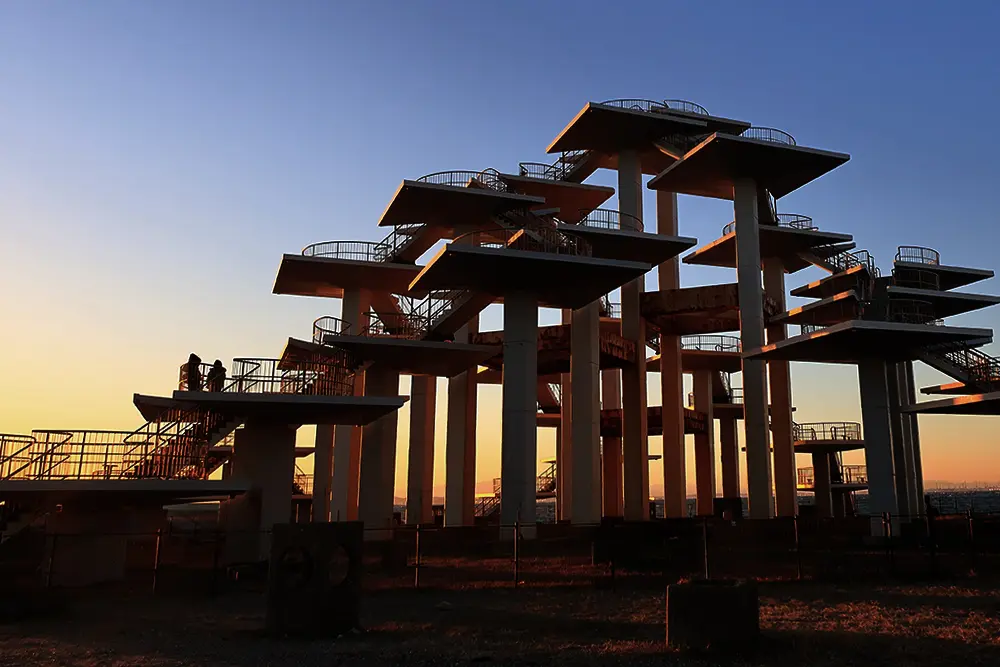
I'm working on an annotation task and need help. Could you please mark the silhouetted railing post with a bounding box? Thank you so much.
[45,534,57,588]
[794,515,803,580]
[414,524,422,589]
[702,517,710,580]
[152,528,163,593]
[513,515,520,589]
[967,509,976,574]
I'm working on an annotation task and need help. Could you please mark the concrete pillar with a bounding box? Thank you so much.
[904,361,925,514]
[618,149,649,521]
[887,363,912,518]
[312,425,333,522]
[719,415,740,501]
[657,190,686,518]
[406,375,436,525]
[331,288,369,522]
[571,301,601,524]
[558,309,572,521]
[832,490,847,518]
[858,359,899,526]
[764,258,796,517]
[229,422,297,559]
[601,369,623,517]
[812,452,833,518]
[445,317,479,526]
[358,367,401,535]
[734,178,773,519]
[500,292,539,530]
[692,371,716,516]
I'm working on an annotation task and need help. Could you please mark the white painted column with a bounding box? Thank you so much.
[764,258,796,517]
[331,288,369,522]
[657,190,686,517]
[445,317,479,526]
[734,178,773,519]
[719,415,740,501]
[858,359,899,529]
[406,374,436,525]
[812,452,833,518]
[500,292,539,531]
[358,367,401,536]
[601,369,623,517]
[231,422,297,559]
[692,371,716,516]
[571,301,601,524]
[618,149,649,521]
[558,309,573,522]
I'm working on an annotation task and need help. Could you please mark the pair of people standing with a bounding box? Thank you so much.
[185,353,226,392]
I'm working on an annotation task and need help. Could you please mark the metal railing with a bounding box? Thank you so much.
[728,387,744,404]
[800,324,826,334]
[793,422,862,442]
[927,341,1000,390]
[178,362,215,392]
[681,335,742,352]
[663,99,710,115]
[893,267,941,291]
[312,316,353,344]
[363,312,430,340]
[887,299,938,325]
[600,297,622,319]
[722,213,815,236]
[416,168,509,192]
[454,225,592,257]
[578,208,643,232]
[293,465,313,496]
[548,383,562,406]
[227,357,354,396]
[0,433,36,480]
[740,126,797,146]
[896,245,941,266]
[373,223,426,263]
[301,240,383,262]
[600,98,670,113]
[517,150,592,182]
[841,465,868,485]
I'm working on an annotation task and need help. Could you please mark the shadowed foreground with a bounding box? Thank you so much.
[2,580,1000,666]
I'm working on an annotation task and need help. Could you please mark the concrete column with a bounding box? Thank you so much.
[904,361,925,514]
[312,425,333,523]
[500,292,539,530]
[886,362,912,518]
[657,190,686,518]
[571,301,601,524]
[858,359,899,526]
[734,178,773,519]
[558,309,572,521]
[618,149,649,521]
[832,490,847,518]
[358,367,401,535]
[601,369,623,517]
[445,317,479,526]
[692,371,716,516]
[406,374,436,525]
[764,259,796,517]
[229,422,297,560]
[719,415,740,500]
[812,452,833,518]
[331,288,369,522]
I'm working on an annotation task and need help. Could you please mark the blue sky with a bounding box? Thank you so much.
[3,1,999,490]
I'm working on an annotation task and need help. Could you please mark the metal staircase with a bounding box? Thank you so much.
[918,338,1000,393]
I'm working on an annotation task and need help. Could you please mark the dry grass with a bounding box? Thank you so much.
[2,577,1000,666]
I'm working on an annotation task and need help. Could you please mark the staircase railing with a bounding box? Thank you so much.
[0,434,36,480]
[896,245,941,266]
[923,340,1000,391]
[792,421,862,442]
[372,223,426,263]
[537,460,557,494]
[578,208,644,232]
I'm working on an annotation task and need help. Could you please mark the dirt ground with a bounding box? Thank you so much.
[2,575,1000,667]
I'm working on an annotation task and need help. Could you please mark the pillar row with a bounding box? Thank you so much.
[445,317,479,527]
[571,301,601,524]
[692,371,716,516]
[500,292,539,528]
[601,369,623,518]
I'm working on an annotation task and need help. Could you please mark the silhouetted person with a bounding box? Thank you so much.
[186,353,202,391]
[207,359,226,392]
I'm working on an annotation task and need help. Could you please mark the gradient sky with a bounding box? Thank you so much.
[3,1,1000,497]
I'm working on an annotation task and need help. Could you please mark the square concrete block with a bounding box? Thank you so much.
[665,579,759,652]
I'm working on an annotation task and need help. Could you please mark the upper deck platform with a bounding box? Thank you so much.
[378,177,544,228]
[893,260,994,291]
[647,132,850,200]
[885,285,1000,318]
[903,392,1000,416]
[683,224,854,273]
[496,173,613,223]
[556,223,697,265]
[272,253,423,299]
[641,283,782,336]
[791,264,871,299]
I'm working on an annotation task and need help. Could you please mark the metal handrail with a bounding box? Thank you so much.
[0,433,36,480]
[178,362,214,391]
[800,324,825,335]
[302,240,383,262]
[896,245,941,266]
[600,98,669,113]
[887,299,937,325]
[722,213,815,236]
[740,126,797,146]
[228,357,354,396]
[518,150,592,182]
[578,208,644,232]
[363,312,430,340]
[452,225,592,257]
[892,267,941,291]
[416,168,509,192]
[842,465,868,485]
[662,99,710,115]
[600,299,622,319]
[728,387,744,404]
[681,335,742,352]
[926,341,1000,390]
[312,316,353,344]
[373,223,426,263]
[792,421,862,442]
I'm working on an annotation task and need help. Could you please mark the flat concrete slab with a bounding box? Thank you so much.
[642,283,782,336]
[272,254,423,299]
[744,320,994,364]
[497,174,614,223]
[771,291,862,327]
[791,264,871,299]
[920,381,976,395]
[886,286,1000,318]
[378,180,544,228]
[647,133,850,200]
[794,439,866,454]
[547,102,712,154]
[410,244,651,310]
[646,351,743,374]
[683,225,854,273]
[556,224,698,265]
[283,337,499,379]
[894,261,994,291]
[601,406,707,437]
[0,478,250,502]
[134,393,406,426]
[903,392,1000,415]
[473,325,636,375]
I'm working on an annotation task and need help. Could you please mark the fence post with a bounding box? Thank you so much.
[45,534,57,588]
[793,515,802,580]
[152,528,163,593]
[967,509,976,574]
[883,512,895,574]
[701,517,710,580]
[414,524,421,589]
[513,517,520,589]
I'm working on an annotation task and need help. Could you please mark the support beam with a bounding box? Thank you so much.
[657,190,686,517]
[331,288,369,521]
[734,179,773,518]
[903,361,925,516]
[406,375,436,525]
[558,309,572,522]
[358,367,401,536]
[887,362,912,518]
[618,149,649,521]
[445,317,479,526]
[571,300,601,524]
[764,258,796,517]
[858,359,899,527]
[812,452,833,518]
[500,292,539,530]
[601,369,623,517]
[692,371,716,516]
[719,415,740,502]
